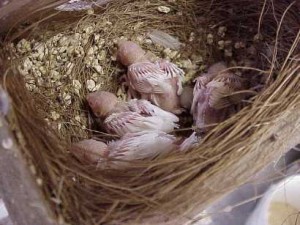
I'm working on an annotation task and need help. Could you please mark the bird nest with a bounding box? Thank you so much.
[0,0,300,224]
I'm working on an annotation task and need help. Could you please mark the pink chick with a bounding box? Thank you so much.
[87,91,179,136]
[104,111,178,136]
[86,91,128,118]
[70,139,109,164]
[117,40,184,114]
[70,131,178,169]
[195,61,228,86]
[191,62,245,132]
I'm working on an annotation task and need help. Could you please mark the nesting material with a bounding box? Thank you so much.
[9,1,215,140]
[1,0,299,224]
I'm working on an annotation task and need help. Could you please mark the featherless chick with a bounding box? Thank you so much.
[191,62,246,132]
[71,131,200,169]
[87,91,179,136]
[117,40,185,114]
[70,131,179,169]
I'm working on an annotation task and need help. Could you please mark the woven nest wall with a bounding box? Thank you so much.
[0,0,300,224]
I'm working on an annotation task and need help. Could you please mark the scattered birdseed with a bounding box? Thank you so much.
[253,33,263,42]
[97,50,106,61]
[217,26,227,37]
[87,8,94,15]
[189,32,195,42]
[86,79,96,91]
[116,88,127,101]
[144,39,153,44]
[136,35,144,43]
[206,34,214,45]
[62,92,72,106]
[190,54,203,64]
[72,80,82,95]
[75,115,81,122]
[163,48,178,59]
[157,6,171,13]
[178,59,197,70]
[50,111,61,121]
[10,6,253,143]
[94,83,102,91]
[36,178,43,186]
[218,40,225,50]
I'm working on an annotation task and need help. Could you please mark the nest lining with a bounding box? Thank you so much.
[0,0,299,224]
[7,0,264,143]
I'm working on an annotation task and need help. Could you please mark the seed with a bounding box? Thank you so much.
[207,34,214,45]
[86,80,96,91]
[158,6,171,13]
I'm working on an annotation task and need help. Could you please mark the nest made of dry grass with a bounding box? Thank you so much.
[0,0,300,224]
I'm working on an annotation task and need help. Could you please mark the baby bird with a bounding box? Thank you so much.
[117,40,184,114]
[87,91,179,136]
[191,62,246,132]
[70,131,178,169]
[70,139,109,164]
[193,61,228,87]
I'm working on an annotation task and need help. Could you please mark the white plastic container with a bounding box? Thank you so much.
[246,175,300,225]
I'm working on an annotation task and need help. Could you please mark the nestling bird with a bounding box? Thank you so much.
[104,111,178,136]
[70,139,109,164]
[193,61,228,87]
[87,91,179,136]
[117,40,185,114]
[70,131,178,169]
[191,62,246,132]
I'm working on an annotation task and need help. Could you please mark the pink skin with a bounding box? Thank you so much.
[195,61,228,87]
[70,139,109,164]
[71,131,179,169]
[192,85,228,132]
[117,40,150,100]
[150,79,183,114]
[104,111,178,136]
[117,40,149,66]
[106,131,178,169]
[87,91,120,118]
[87,91,180,135]
[117,41,184,114]
[71,131,202,169]
[192,63,245,132]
